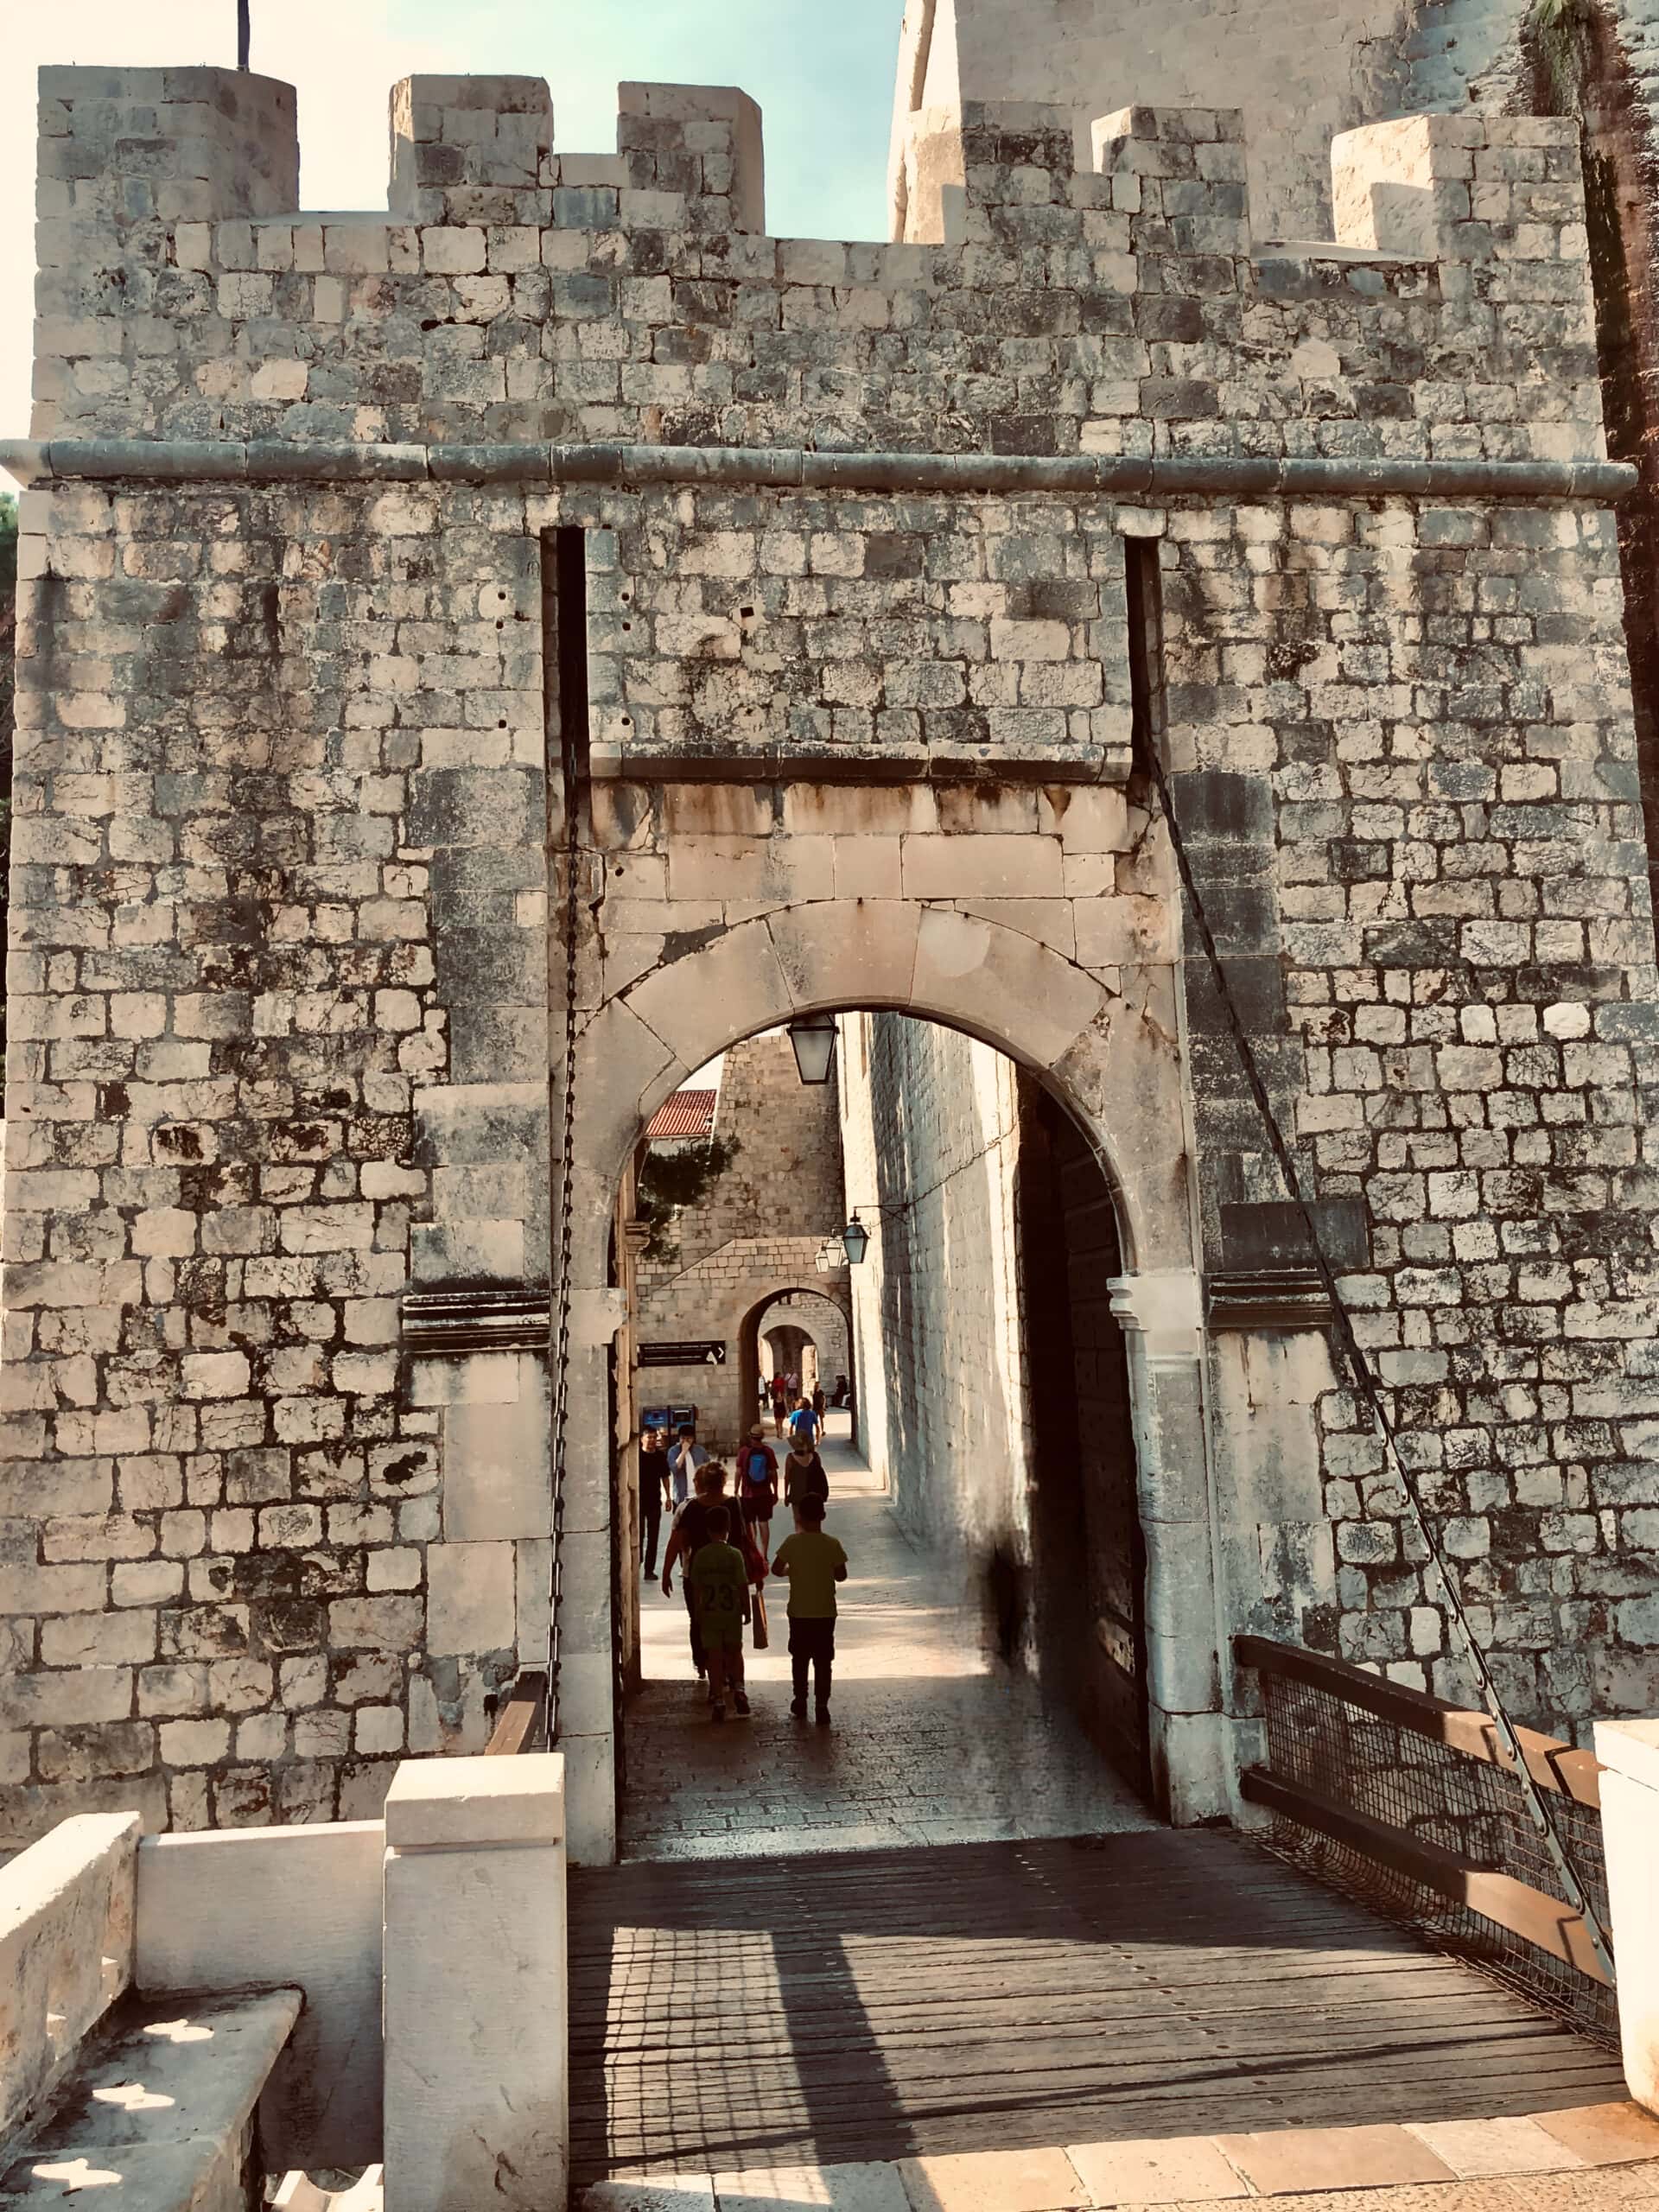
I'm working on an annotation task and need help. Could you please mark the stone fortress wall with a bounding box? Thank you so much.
[2,47,1657,1847]
[891,0,1659,245]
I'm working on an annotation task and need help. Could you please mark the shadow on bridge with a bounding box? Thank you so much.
[569,1827,1624,2184]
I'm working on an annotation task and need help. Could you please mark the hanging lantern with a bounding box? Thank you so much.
[840,1215,870,1266]
[787,1012,837,1085]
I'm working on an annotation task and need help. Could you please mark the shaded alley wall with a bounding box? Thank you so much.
[839,1014,1030,1582]
[842,1014,1150,1779]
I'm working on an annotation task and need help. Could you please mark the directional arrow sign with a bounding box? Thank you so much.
[639,1340,728,1368]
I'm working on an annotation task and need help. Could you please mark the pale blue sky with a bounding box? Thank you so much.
[1,0,902,461]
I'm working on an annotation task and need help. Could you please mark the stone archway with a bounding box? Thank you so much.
[740,1283,855,1438]
[556,899,1222,1863]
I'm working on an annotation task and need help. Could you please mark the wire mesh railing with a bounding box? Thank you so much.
[1236,1637,1615,2043]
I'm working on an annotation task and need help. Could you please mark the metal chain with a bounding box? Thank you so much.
[546,567,584,1751]
[1144,741,1617,1983]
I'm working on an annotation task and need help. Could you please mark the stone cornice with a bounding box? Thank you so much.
[1206,1270,1335,1332]
[0,437,1637,505]
[401,1288,550,1355]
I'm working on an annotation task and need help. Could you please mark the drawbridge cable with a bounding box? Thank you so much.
[546,534,587,1750]
[1143,740,1617,1985]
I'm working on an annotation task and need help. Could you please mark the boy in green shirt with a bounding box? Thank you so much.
[771,1494,848,1726]
[685,1504,751,1721]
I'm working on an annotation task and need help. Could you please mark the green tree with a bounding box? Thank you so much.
[636,1135,741,1263]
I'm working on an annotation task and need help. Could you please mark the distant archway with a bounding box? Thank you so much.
[739,1283,854,1440]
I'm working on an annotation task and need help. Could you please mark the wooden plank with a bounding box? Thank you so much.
[1234,1636,1602,1808]
[1239,1765,1610,1985]
[576,2018,1590,2113]
[571,1974,1516,2046]
[484,1669,547,1755]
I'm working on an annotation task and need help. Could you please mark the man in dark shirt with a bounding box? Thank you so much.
[638,1427,671,1577]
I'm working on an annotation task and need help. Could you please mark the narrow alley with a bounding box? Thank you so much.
[620,1417,1154,1862]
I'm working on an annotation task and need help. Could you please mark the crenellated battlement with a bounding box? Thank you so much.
[25,68,1605,471]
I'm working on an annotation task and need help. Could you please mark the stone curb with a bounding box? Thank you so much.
[0,437,1638,504]
[577,2103,1659,2212]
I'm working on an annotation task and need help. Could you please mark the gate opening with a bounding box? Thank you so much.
[609,1008,1158,1859]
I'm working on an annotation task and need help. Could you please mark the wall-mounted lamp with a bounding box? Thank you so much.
[840,1214,870,1266]
[787,1012,837,1085]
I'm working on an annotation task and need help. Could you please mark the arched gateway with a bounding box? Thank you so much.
[560,892,1219,1860]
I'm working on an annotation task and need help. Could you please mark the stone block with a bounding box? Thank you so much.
[624,919,792,1074]
[767,900,924,1017]
[0,1987,303,2212]
[135,1821,383,2169]
[897,2145,1087,2211]
[911,906,1105,1071]
[442,1370,551,1541]
[426,1541,516,1656]
[0,1811,138,2137]
[901,834,1064,900]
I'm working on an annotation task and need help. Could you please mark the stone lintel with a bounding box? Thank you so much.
[401,1287,550,1355]
[0,437,1637,505]
[590,742,1129,786]
[1206,1268,1335,1332]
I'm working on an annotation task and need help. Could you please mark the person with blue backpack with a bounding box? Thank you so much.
[735,1425,779,1554]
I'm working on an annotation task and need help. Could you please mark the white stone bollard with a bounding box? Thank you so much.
[1594,1718,1659,2113]
[382,1754,569,2212]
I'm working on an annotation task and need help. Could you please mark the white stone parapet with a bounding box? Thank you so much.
[1594,1718,1659,2115]
[0,1812,138,2139]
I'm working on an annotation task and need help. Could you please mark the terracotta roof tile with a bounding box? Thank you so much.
[645,1089,717,1141]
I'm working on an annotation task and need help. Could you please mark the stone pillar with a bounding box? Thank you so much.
[1592,1717,1659,2113]
[382,1755,568,2212]
[1109,1269,1227,1823]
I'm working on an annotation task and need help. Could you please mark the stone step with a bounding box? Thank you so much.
[578,2101,1659,2211]
[0,1987,303,2212]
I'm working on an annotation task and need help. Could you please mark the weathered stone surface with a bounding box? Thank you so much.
[2,56,1656,1850]
[134,1821,383,2171]
[0,1814,138,2138]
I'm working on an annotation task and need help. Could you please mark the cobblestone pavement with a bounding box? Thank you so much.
[620,1417,1155,1860]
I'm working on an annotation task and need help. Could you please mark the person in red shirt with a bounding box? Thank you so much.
[735,1425,779,1554]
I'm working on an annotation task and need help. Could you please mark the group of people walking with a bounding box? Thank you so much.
[638,1396,846,1724]
[764,1371,849,1436]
